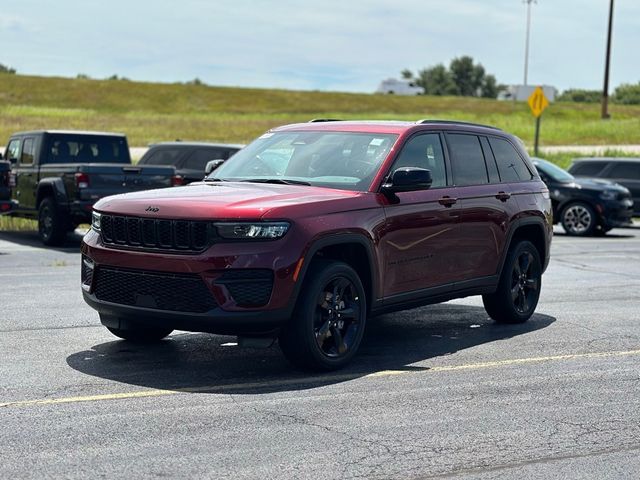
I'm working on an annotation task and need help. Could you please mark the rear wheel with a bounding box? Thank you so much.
[561,202,596,236]
[279,260,367,371]
[483,240,542,324]
[38,197,67,246]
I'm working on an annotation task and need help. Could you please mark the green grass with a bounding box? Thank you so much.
[2,74,640,146]
[3,74,638,232]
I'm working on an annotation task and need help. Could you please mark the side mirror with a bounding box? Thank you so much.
[204,159,225,176]
[0,152,3,160]
[382,167,433,193]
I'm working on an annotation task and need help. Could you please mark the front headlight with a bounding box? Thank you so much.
[599,190,617,201]
[91,211,101,231]
[214,221,290,240]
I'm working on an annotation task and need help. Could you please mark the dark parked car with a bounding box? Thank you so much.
[569,157,640,215]
[532,158,633,236]
[138,142,244,184]
[83,120,552,370]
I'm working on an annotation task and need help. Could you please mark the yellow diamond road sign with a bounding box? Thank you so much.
[528,86,549,118]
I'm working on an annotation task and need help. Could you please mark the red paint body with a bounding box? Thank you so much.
[82,121,552,336]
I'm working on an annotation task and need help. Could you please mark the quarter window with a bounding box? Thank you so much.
[447,134,488,186]
[392,133,447,187]
[488,137,532,182]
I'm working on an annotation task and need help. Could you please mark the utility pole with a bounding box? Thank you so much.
[601,0,614,119]
[523,0,536,86]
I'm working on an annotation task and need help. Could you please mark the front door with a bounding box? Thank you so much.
[380,132,460,297]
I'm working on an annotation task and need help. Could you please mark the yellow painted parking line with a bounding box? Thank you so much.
[2,348,640,409]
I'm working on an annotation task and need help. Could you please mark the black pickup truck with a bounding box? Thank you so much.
[2,130,179,245]
[0,160,15,214]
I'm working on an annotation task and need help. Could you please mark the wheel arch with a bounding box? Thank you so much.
[36,178,67,207]
[295,234,377,314]
[501,217,550,275]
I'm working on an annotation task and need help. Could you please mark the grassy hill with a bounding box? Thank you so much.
[2,74,640,148]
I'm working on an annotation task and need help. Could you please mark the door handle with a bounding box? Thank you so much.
[438,196,457,207]
[495,191,511,201]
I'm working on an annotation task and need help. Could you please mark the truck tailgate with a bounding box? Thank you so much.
[80,164,175,196]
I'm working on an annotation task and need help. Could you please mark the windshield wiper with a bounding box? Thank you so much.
[202,177,229,182]
[240,178,311,186]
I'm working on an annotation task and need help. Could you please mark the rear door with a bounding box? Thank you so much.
[380,132,460,297]
[602,161,640,212]
[444,133,520,282]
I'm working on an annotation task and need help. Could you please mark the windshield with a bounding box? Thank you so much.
[209,131,398,191]
[533,158,575,183]
[45,134,130,164]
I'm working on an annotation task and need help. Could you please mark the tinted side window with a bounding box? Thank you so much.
[6,139,20,162]
[447,134,488,186]
[488,137,532,182]
[184,148,225,170]
[570,162,607,176]
[141,148,183,166]
[608,162,640,180]
[392,133,447,187]
[21,138,35,165]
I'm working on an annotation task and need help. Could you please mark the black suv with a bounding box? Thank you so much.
[532,158,633,236]
[138,142,244,184]
[569,157,640,215]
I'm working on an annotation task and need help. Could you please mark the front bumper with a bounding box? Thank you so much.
[599,200,634,229]
[81,229,304,335]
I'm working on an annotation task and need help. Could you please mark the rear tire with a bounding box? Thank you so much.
[106,324,173,342]
[561,202,596,236]
[38,197,67,246]
[279,260,367,371]
[483,240,542,324]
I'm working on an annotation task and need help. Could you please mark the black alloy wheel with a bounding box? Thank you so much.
[483,240,542,324]
[279,260,367,371]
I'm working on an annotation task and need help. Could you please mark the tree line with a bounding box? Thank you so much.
[401,56,502,99]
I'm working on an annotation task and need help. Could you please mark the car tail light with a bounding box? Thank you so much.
[75,172,90,189]
[171,174,184,187]
[0,203,11,212]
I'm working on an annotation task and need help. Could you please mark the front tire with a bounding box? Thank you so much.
[279,260,367,371]
[483,240,542,324]
[38,197,67,246]
[561,202,596,236]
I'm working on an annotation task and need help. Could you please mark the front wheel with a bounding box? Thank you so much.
[483,240,542,324]
[279,260,367,371]
[561,202,596,236]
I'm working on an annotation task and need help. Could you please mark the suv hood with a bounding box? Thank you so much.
[93,181,364,220]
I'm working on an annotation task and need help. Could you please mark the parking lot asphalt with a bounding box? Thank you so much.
[1,227,639,479]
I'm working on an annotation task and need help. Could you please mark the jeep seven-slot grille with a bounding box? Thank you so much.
[94,266,217,313]
[100,215,210,253]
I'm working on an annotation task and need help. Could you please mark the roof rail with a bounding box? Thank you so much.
[416,119,502,131]
[308,118,342,123]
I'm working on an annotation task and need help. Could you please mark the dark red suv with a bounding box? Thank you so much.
[82,120,552,370]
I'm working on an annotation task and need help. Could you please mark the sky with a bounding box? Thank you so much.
[1,0,638,93]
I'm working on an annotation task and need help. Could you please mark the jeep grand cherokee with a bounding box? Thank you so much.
[82,120,552,370]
